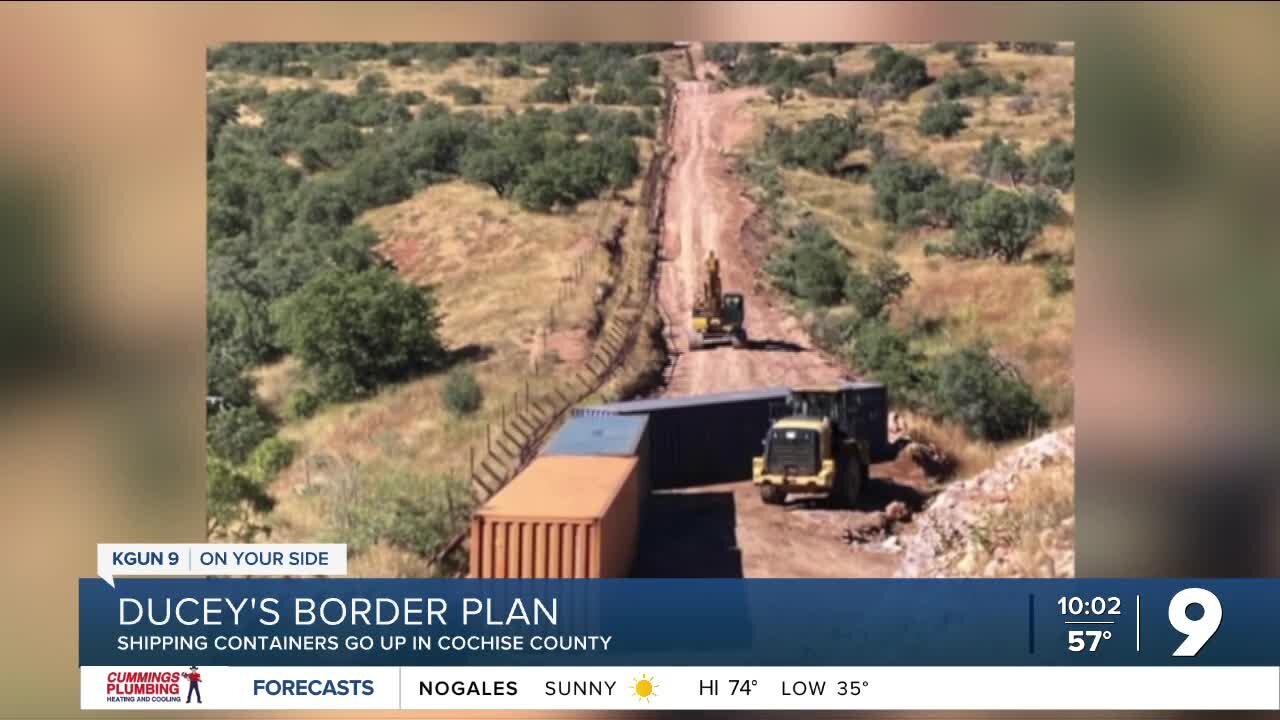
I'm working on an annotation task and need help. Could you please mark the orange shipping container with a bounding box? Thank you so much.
[469,455,641,578]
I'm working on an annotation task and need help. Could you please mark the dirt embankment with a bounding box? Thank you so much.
[637,77,934,578]
[897,427,1076,578]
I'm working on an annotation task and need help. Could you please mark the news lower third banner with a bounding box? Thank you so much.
[81,579,1280,710]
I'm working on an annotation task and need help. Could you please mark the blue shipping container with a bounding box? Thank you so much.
[546,412,650,456]
[584,387,791,489]
[542,412,651,496]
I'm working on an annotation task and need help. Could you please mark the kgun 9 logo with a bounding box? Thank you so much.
[1168,588,1222,657]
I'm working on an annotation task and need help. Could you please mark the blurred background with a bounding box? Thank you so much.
[1,1,1277,718]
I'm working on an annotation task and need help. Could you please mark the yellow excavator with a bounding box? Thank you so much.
[689,250,746,350]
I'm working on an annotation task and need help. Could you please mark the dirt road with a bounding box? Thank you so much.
[658,80,847,396]
[639,76,928,578]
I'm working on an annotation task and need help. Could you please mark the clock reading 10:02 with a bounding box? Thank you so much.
[1058,596,1122,616]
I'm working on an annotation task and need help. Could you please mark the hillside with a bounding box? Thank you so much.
[205,43,672,576]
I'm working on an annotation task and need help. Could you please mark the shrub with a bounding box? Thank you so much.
[954,43,977,67]
[496,59,521,77]
[324,463,469,556]
[387,50,413,67]
[868,46,930,98]
[950,188,1049,262]
[208,455,275,530]
[845,254,912,319]
[438,81,484,105]
[246,436,297,484]
[286,388,321,421]
[766,221,849,306]
[1027,137,1074,190]
[923,177,991,228]
[971,134,1027,184]
[299,121,364,170]
[461,147,520,197]
[918,101,972,138]
[1005,42,1057,55]
[848,318,932,408]
[768,83,795,107]
[931,343,1048,441]
[356,71,389,95]
[526,75,573,103]
[935,68,1018,100]
[342,148,413,211]
[393,90,426,106]
[512,160,571,211]
[273,266,447,401]
[629,86,663,106]
[594,83,628,105]
[1044,258,1073,295]
[870,159,945,226]
[1007,94,1035,116]
[766,111,864,174]
[207,405,276,464]
[441,366,484,416]
[1026,186,1065,227]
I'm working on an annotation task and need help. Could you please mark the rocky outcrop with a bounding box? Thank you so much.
[897,427,1075,578]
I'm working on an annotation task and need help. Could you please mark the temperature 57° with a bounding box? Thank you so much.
[1068,629,1111,652]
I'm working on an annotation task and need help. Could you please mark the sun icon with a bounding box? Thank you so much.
[630,673,658,703]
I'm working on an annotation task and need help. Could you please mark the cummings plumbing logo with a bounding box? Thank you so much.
[104,666,205,704]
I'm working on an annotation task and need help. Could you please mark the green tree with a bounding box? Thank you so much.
[628,86,663,106]
[870,159,944,226]
[207,404,276,464]
[952,188,1048,262]
[273,266,447,400]
[1028,137,1074,190]
[461,147,520,197]
[342,148,412,211]
[767,112,863,174]
[513,160,572,211]
[594,84,628,105]
[846,255,912,319]
[918,100,972,138]
[869,47,929,98]
[971,134,1027,184]
[293,177,356,227]
[934,68,1017,100]
[848,318,932,408]
[931,343,1048,441]
[766,222,849,306]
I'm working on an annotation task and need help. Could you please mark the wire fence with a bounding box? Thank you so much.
[428,79,678,574]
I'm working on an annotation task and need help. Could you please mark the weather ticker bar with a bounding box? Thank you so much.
[81,665,1279,711]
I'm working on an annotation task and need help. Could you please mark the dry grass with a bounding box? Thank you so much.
[896,410,999,477]
[247,357,300,418]
[968,463,1074,577]
[259,181,636,572]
